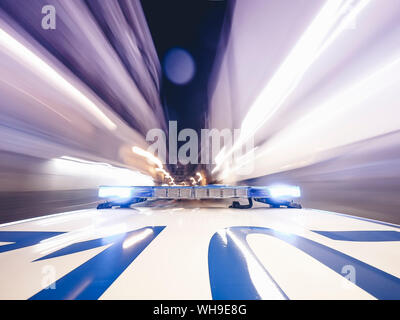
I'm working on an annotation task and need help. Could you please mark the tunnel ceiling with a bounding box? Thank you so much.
[141,0,232,180]
[141,0,230,135]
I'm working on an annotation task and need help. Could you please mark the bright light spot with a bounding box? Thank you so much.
[268,185,301,198]
[217,230,228,246]
[122,229,154,249]
[37,226,95,255]
[196,172,203,182]
[98,186,132,199]
[227,230,285,300]
[164,48,196,85]
[132,146,163,169]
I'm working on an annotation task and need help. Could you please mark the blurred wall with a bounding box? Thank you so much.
[208,0,400,223]
[0,0,163,222]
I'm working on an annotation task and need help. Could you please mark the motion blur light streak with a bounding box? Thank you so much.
[316,0,372,55]
[0,76,73,124]
[207,0,400,223]
[0,0,166,224]
[248,54,400,177]
[132,146,163,169]
[240,0,371,136]
[132,146,179,185]
[0,27,117,131]
[51,157,154,187]
[60,156,112,168]
[220,50,400,179]
[213,0,372,167]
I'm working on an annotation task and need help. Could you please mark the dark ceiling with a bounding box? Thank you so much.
[141,0,232,134]
[141,0,234,180]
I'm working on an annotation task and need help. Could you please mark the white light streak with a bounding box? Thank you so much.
[213,0,372,175]
[0,28,117,131]
[132,146,163,169]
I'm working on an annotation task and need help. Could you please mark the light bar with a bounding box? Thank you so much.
[98,185,300,200]
[97,185,302,209]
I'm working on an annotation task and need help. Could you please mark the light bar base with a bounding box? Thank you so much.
[97,196,302,210]
[229,198,253,209]
[254,198,302,209]
[97,197,147,209]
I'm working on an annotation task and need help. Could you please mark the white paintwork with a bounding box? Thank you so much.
[247,234,374,300]
[0,200,399,300]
